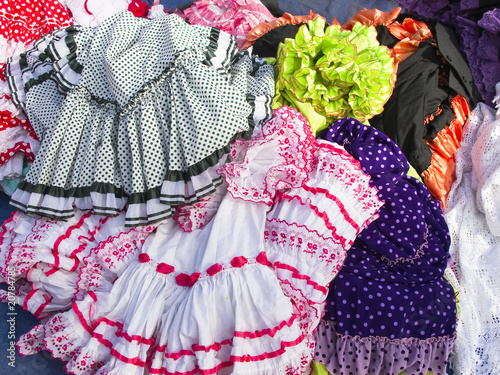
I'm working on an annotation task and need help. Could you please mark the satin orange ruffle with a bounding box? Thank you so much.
[342,7,402,30]
[342,8,433,63]
[422,94,471,208]
[241,11,323,50]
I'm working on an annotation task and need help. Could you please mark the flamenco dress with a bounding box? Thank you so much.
[16,106,383,375]
[394,0,500,106]
[5,10,275,226]
[314,118,457,375]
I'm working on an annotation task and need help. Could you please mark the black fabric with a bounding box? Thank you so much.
[370,18,482,175]
[260,0,285,17]
[375,25,400,49]
[252,23,302,57]
[434,22,483,107]
[469,0,500,17]
[369,39,447,175]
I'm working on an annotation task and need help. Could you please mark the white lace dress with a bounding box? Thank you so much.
[444,82,500,375]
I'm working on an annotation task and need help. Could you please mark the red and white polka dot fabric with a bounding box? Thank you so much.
[0,0,72,183]
[0,0,72,44]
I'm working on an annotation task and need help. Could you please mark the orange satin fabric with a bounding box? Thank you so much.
[241,11,323,50]
[422,94,471,208]
[343,8,468,208]
[342,8,433,63]
[389,18,433,62]
[342,7,402,30]
[242,7,432,64]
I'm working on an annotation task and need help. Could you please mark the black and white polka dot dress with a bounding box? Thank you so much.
[6,11,274,226]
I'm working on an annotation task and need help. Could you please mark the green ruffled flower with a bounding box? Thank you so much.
[273,18,395,135]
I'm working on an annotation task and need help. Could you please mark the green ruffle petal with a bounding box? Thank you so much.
[273,21,396,134]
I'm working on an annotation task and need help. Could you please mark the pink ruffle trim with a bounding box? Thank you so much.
[222,106,316,206]
[182,0,275,48]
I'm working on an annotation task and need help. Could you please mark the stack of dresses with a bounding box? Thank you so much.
[1,8,386,375]
[2,1,498,374]
[8,105,384,374]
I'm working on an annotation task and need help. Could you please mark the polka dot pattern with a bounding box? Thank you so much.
[0,0,71,175]
[8,11,274,225]
[0,0,72,45]
[314,117,457,374]
[314,320,455,375]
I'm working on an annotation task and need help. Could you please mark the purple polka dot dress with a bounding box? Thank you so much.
[314,118,457,375]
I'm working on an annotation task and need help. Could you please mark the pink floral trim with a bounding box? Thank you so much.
[0,278,30,305]
[278,279,319,374]
[173,189,224,232]
[0,211,18,279]
[74,225,155,302]
[274,191,350,249]
[222,106,316,206]
[272,144,381,247]
[278,278,323,331]
[4,216,56,280]
[42,314,80,361]
[265,218,344,268]
[315,142,383,215]
[16,324,45,356]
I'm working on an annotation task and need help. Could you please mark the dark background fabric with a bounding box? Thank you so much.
[0,1,410,374]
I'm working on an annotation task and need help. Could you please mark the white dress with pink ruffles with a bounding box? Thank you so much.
[15,106,383,375]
